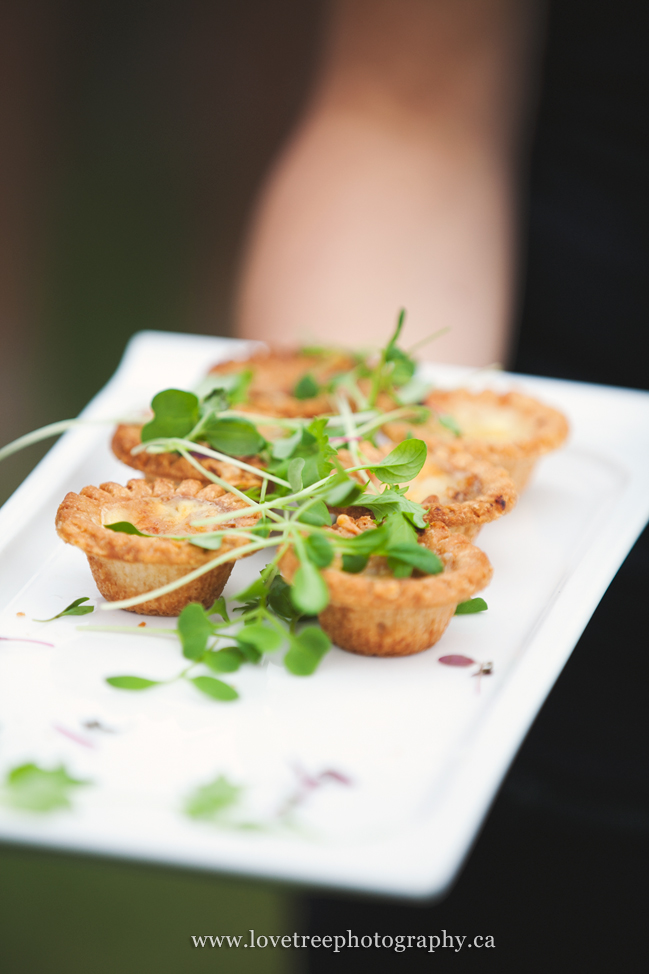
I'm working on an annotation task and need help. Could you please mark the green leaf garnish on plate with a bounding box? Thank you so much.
[34,597,94,622]
[3,763,89,813]
[191,676,238,701]
[106,676,161,690]
[185,774,242,820]
[455,597,488,614]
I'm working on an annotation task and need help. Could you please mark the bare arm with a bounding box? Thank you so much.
[235,0,538,365]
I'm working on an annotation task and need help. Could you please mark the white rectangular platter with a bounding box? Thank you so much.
[1,331,648,899]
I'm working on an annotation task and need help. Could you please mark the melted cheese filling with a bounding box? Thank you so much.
[101,497,223,535]
[404,463,479,505]
[440,403,533,443]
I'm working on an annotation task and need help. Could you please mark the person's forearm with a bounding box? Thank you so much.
[235,0,538,365]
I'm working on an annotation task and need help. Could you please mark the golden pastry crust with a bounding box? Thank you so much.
[384,388,569,491]
[209,347,355,418]
[56,478,258,615]
[337,441,517,540]
[280,520,492,657]
[111,424,263,488]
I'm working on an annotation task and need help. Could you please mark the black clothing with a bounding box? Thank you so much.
[307,3,649,969]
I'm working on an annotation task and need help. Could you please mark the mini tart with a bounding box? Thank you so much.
[280,518,492,658]
[55,478,259,616]
[337,441,517,540]
[111,424,263,488]
[384,388,569,491]
[208,347,356,418]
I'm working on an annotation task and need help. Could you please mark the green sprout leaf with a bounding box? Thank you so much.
[185,774,242,820]
[319,472,363,507]
[284,626,331,676]
[34,597,94,622]
[299,419,336,483]
[287,457,305,493]
[4,763,89,813]
[251,518,272,538]
[104,522,147,536]
[305,533,334,568]
[340,526,385,557]
[342,553,368,574]
[267,575,301,622]
[367,309,417,399]
[201,416,265,456]
[106,676,161,690]
[177,602,214,660]
[203,648,245,673]
[338,513,441,579]
[297,500,331,527]
[236,624,284,653]
[290,559,329,615]
[455,597,488,614]
[385,346,416,387]
[367,439,427,484]
[271,428,304,460]
[355,486,427,529]
[294,374,320,399]
[385,307,406,359]
[195,370,253,407]
[386,543,443,576]
[233,576,267,605]
[208,596,229,622]
[188,534,223,550]
[235,642,262,663]
[438,413,462,437]
[191,676,238,702]
[395,376,432,405]
[141,389,200,442]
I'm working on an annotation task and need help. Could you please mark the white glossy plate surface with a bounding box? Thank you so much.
[0,331,648,898]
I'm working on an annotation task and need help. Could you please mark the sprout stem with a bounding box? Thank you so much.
[0,418,113,464]
[176,448,283,524]
[98,537,279,611]
[132,437,291,489]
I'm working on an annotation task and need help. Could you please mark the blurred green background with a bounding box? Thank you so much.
[0,845,302,974]
[0,2,323,971]
[0,0,323,506]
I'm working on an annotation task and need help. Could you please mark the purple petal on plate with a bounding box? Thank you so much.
[438,654,476,667]
[319,769,353,786]
[53,724,95,748]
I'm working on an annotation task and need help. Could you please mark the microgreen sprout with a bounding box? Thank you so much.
[97,431,435,617]
[86,568,334,699]
[34,597,94,622]
[455,597,488,614]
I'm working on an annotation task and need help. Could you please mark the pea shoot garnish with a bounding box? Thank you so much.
[34,597,94,622]
[5,314,494,700]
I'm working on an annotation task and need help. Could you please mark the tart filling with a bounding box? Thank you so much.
[55,478,259,616]
[280,518,492,657]
[208,347,356,418]
[384,388,569,491]
[339,441,517,539]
